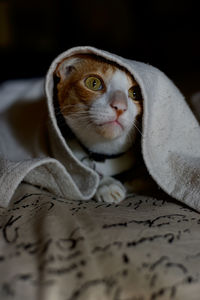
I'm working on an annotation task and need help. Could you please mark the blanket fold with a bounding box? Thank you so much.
[0,46,200,210]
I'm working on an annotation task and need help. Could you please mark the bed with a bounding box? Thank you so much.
[1,182,200,299]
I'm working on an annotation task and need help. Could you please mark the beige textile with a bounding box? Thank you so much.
[0,183,200,299]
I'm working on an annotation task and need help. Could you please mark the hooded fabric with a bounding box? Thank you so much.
[0,46,200,210]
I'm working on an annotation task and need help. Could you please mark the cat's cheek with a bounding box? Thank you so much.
[120,108,137,127]
[118,115,131,130]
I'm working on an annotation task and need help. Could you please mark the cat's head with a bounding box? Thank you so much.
[54,54,143,155]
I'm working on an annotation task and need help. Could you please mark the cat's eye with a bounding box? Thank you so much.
[128,85,142,101]
[85,76,103,91]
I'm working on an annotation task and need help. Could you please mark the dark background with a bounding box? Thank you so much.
[0,0,199,97]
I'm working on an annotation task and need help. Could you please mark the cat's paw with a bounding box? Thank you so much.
[95,177,126,204]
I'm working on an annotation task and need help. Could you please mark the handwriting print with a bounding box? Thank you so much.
[0,183,200,299]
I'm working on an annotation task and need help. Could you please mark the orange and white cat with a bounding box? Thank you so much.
[54,54,143,203]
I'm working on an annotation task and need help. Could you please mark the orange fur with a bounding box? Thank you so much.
[56,55,115,115]
[54,54,142,117]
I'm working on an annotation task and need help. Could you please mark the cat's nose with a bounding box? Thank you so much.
[110,91,128,114]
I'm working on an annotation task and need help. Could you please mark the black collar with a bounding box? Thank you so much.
[79,141,125,162]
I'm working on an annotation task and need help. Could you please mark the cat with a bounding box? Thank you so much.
[53,53,149,203]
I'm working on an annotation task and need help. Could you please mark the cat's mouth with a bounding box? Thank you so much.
[97,117,124,129]
[95,119,125,139]
[101,120,123,129]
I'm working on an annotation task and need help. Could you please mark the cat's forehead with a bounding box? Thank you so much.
[56,54,136,86]
[76,55,134,83]
[107,69,134,91]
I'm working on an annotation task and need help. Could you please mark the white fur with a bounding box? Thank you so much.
[95,176,126,203]
[65,69,139,155]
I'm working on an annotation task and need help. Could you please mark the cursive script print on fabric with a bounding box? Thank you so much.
[0,183,200,300]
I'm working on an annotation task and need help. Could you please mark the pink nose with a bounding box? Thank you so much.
[110,91,128,114]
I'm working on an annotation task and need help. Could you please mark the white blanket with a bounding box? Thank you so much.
[0,46,200,210]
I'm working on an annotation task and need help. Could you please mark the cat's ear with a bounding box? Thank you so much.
[55,57,81,81]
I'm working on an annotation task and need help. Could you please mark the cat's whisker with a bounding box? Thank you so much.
[126,128,137,145]
[69,114,92,123]
[66,112,93,125]
[126,130,134,144]
[71,121,93,132]
[58,103,88,115]
[132,121,143,137]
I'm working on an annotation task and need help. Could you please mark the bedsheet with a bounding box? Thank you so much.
[0,183,200,300]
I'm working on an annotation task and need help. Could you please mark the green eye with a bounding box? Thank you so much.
[85,76,103,91]
[128,85,142,101]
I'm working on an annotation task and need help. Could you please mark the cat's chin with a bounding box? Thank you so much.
[95,122,124,140]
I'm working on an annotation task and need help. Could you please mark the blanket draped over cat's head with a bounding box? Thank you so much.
[54,53,143,158]
[45,46,200,211]
[1,46,200,209]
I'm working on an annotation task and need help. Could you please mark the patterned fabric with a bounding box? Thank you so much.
[0,183,200,299]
